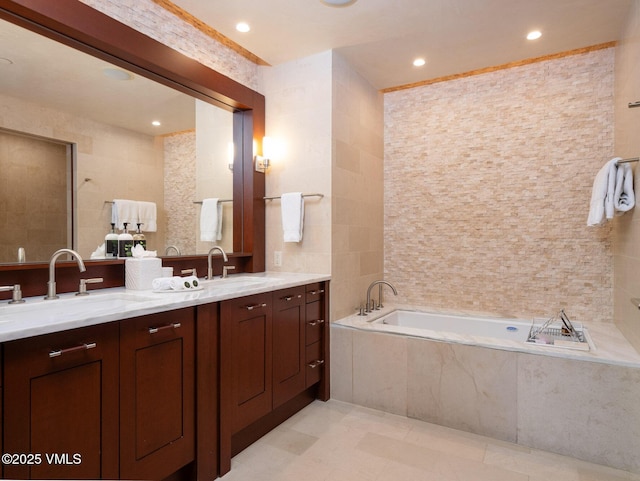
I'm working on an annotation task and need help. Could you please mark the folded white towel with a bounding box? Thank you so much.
[200,198,222,242]
[588,157,635,226]
[169,275,199,290]
[614,163,635,213]
[112,199,138,231]
[153,276,197,291]
[152,276,175,291]
[281,192,304,242]
[137,201,157,232]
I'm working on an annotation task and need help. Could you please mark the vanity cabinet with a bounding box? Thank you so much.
[220,292,273,434]
[272,286,306,408]
[219,281,330,475]
[304,283,327,389]
[119,308,195,480]
[3,323,120,480]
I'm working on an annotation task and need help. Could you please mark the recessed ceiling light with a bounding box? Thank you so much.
[413,58,426,67]
[152,120,161,127]
[102,67,133,80]
[320,0,358,6]
[527,30,542,40]
[236,22,250,33]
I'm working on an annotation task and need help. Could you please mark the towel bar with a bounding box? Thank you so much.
[264,193,324,201]
[628,101,640,108]
[618,157,639,164]
[193,199,232,204]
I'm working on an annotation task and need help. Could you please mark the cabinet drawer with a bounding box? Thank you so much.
[274,286,305,310]
[305,301,324,345]
[305,283,325,303]
[305,341,324,387]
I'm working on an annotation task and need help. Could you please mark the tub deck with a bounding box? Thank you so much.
[335,304,640,367]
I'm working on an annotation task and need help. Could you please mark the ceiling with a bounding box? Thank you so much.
[170,0,633,90]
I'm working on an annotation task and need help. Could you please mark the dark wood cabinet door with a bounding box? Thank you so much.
[3,322,119,480]
[220,292,272,434]
[272,286,306,408]
[119,309,195,480]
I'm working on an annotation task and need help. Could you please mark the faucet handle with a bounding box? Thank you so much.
[0,284,25,304]
[77,277,104,296]
[222,265,236,278]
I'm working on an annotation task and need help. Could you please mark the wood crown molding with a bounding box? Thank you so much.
[382,41,617,94]
[151,0,270,66]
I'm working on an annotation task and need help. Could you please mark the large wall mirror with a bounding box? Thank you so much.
[0,0,265,272]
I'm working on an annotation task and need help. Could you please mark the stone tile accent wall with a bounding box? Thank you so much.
[79,0,259,91]
[164,131,196,255]
[384,49,615,324]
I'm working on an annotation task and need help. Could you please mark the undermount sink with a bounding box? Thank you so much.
[200,275,281,287]
[0,291,158,323]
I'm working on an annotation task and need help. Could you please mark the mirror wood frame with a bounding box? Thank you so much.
[0,0,266,297]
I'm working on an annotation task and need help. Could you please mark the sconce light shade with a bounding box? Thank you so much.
[254,136,272,173]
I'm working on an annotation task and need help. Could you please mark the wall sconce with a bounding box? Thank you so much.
[254,136,273,173]
[227,142,235,171]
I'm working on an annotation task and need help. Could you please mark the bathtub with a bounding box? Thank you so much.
[332,306,640,474]
[376,309,531,342]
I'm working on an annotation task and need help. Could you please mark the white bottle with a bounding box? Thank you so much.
[118,223,134,258]
[105,223,119,258]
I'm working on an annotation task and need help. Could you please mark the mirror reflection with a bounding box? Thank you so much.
[0,18,234,264]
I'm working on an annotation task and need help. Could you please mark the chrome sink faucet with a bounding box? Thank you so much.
[207,246,228,280]
[364,280,398,314]
[45,248,86,300]
[165,245,181,256]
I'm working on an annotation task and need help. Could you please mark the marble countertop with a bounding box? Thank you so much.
[0,272,330,343]
[335,303,640,368]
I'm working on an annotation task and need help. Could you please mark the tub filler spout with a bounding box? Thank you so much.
[362,280,398,315]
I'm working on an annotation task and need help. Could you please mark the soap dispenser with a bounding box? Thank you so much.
[133,223,147,250]
[118,223,134,258]
[105,223,119,258]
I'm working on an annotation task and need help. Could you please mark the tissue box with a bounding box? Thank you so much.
[125,258,163,290]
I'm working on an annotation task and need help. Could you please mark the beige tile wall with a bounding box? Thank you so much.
[0,94,165,259]
[331,52,385,320]
[384,48,615,324]
[613,1,640,351]
[260,51,333,278]
[0,131,69,262]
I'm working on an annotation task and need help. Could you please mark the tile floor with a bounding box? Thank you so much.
[221,400,640,481]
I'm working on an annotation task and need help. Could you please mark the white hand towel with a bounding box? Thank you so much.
[152,276,175,291]
[613,163,635,213]
[281,192,304,242]
[137,201,157,232]
[112,199,139,231]
[169,275,199,290]
[200,198,222,241]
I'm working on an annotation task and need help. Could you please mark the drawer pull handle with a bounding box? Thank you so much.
[307,319,325,326]
[308,359,325,369]
[148,322,181,334]
[49,342,97,358]
[308,289,325,296]
[245,303,267,311]
[281,294,302,301]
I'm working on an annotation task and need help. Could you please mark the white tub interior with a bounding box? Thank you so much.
[375,310,531,342]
